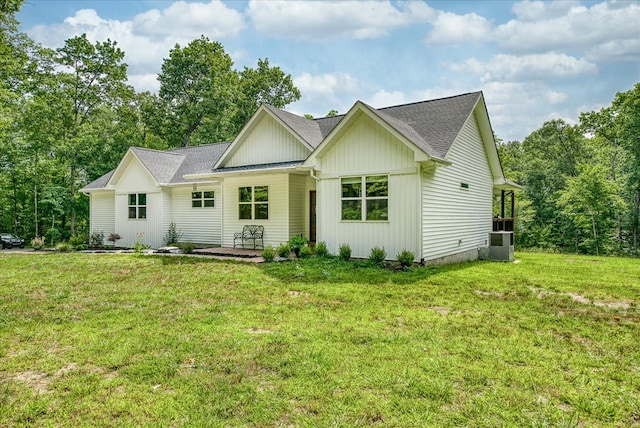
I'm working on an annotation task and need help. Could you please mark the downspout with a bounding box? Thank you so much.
[310,168,320,181]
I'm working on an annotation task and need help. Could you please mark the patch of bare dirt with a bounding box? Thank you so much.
[530,287,631,310]
[10,370,50,394]
[475,290,504,298]
[428,306,450,316]
[247,328,272,334]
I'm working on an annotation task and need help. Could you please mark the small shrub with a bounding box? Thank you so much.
[262,245,276,262]
[108,233,121,247]
[369,246,386,265]
[56,242,72,252]
[75,244,88,251]
[164,222,183,245]
[315,241,329,258]
[134,241,151,253]
[178,242,195,254]
[31,237,45,250]
[69,235,86,247]
[89,231,104,248]
[276,242,291,258]
[339,243,351,261]
[299,245,313,258]
[397,249,415,268]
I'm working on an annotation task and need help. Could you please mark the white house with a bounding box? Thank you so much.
[81,91,520,264]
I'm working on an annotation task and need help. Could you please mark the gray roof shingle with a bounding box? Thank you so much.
[82,92,484,191]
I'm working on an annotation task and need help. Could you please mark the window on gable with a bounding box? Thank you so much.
[192,190,215,208]
[341,176,388,221]
[128,193,147,219]
[239,186,269,220]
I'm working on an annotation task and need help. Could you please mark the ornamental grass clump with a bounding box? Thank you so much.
[339,243,351,261]
[396,249,415,268]
[368,246,386,265]
[262,245,276,262]
[276,243,291,258]
[30,237,45,250]
[314,241,329,257]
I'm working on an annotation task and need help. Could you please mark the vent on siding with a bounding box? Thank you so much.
[460,182,469,189]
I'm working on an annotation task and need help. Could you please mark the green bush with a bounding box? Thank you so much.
[69,235,86,247]
[368,246,386,265]
[314,241,329,257]
[262,245,276,262]
[299,245,313,258]
[56,242,72,252]
[396,249,415,267]
[178,242,195,254]
[339,243,351,261]
[163,222,183,245]
[46,227,62,246]
[276,242,291,258]
[134,242,150,253]
[31,237,45,250]
[89,231,104,248]
[75,244,88,251]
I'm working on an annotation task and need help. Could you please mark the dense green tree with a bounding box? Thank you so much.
[156,37,300,147]
[558,164,626,255]
[156,36,237,147]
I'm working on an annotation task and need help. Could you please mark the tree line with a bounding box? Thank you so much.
[0,1,300,241]
[500,84,639,256]
[1,1,638,256]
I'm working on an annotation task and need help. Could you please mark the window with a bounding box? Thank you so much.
[238,186,269,220]
[128,193,147,219]
[341,176,388,221]
[192,190,215,208]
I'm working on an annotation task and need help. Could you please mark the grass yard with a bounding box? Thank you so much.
[0,252,638,427]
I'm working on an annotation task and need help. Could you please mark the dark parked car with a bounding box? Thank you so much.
[1,233,25,249]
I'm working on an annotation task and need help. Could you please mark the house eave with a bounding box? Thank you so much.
[184,164,303,180]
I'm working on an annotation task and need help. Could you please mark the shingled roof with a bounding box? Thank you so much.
[81,142,231,191]
[82,92,487,191]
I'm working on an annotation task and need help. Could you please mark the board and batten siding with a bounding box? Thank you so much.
[112,157,164,248]
[224,115,310,168]
[168,185,223,245]
[421,112,493,262]
[222,174,291,248]
[89,191,115,246]
[316,112,421,260]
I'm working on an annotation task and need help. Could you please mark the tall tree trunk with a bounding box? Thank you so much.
[634,188,639,255]
[70,153,76,236]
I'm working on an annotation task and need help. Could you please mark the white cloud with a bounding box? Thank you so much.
[494,1,640,56]
[127,73,160,94]
[247,0,435,40]
[424,11,492,45]
[365,90,408,108]
[511,0,581,22]
[450,53,597,82]
[132,1,245,40]
[25,1,246,90]
[294,72,360,99]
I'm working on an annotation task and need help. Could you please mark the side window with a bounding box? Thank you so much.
[341,176,388,221]
[238,186,269,220]
[128,193,147,219]
[192,191,215,208]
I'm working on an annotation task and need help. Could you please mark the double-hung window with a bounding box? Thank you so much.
[238,186,269,220]
[341,175,388,221]
[192,191,215,208]
[128,193,147,219]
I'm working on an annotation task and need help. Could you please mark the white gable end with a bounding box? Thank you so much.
[113,156,158,192]
[223,114,311,168]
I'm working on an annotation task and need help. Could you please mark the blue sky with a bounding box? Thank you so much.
[17,0,640,142]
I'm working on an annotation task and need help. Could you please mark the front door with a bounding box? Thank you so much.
[309,190,316,242]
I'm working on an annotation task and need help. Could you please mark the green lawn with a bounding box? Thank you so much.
[0,252,638,427]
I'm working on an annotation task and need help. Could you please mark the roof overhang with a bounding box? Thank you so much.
[185,163,304,180]
[493,178,524,191]
[106,148,160,188]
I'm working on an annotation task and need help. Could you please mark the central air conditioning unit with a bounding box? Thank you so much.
[489,231,514,262]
